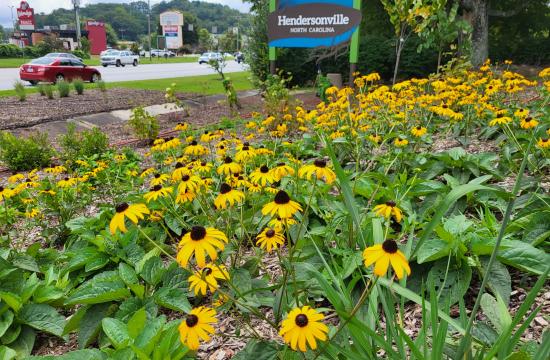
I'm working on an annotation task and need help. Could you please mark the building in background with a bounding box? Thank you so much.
[159,10,183,50]
[85,21,107,55]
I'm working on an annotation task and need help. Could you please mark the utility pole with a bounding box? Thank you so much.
[148,0,152,60]
[72,0,81,48]
[8,5,15,31]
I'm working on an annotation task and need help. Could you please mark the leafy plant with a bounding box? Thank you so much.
[128,106,159,141]
[73,78,85,95]
[58,123,109,161]
[96,80,107,92]
[37,84,46,96]
[0,131,55,171]
[57,80,70,98]
[13,81,26,102]
[44,84,54,99]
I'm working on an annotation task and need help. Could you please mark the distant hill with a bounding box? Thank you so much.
[34,0,250,43]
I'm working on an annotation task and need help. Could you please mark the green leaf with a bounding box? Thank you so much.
[498,240,550,275]
[11,253,40,273]
[0,310,14,338]
[27,349,107,360]
[480,293,512,333]
[416,237,450,264]
[140,257,164,286]
[119,263,138,286]
[19,303,65,337]
[154,288,191,313]
[78,303,115,349]
[0,292,22,312]
[102,318,130,349]
[65,273,131,306]
[134,315,166,355]
[33,285,65,304]
[233,339,279,359]
[0,345,16,360]
[427,258,472,306]
[127,308,147,339]
[8,325,35,358]
[1,324,21,345]
[480,257,511,305]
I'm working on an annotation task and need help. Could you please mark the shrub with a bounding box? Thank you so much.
[128,106,159,140]
[44,84,54,99]
[73,78,85,95]
[13,81,26,102]
[59,123,109,160]
[71,49,90,60]
[57,80,70,98]
[0,131,55,171]
[38,83,46,96]
[0,44,23,58]
[96,80,107,92]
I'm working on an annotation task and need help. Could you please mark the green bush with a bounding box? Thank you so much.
[44,84,54,99]
[73,78,85,95]
[59,123,109,160]
[13,81,26,102]
[0,44,23,58]
[57,80,70,98]
[96,80,107,92]
[38,83,46,96]
[128,106,159,140]
[0,131,55,171]
[71,49,90,60]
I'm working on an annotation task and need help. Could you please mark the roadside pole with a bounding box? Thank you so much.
[72,0,81,48]
[269,0,276,75]
[349,0,361,86]
[148,0,152,61]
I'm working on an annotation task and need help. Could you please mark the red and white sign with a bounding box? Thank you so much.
[85,20,107,55]
[17,1,35,31]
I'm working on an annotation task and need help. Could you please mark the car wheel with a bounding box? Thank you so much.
[116,60,121,67]
[102,64,108,67]
[28,80,38,86]
[133,59,138,67]
[91,73,101,83]
[55,74,64,83]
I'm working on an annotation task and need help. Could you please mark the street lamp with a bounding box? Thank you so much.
[72,0,81,49]
[8,5,16,31]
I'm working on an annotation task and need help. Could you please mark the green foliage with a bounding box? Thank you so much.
[13,81,26,102]
[44,84,54,99]
[198,28,214,51]
[0,44,24,58]
[73,78,85,95]
[0,132,55,171]
[37,84,46,96]
[71,49,90,60]
[58,123,109,161]
[243,0,270,87]
[128,106,159,140]
[57,80,70,98]
[96,80,107,92]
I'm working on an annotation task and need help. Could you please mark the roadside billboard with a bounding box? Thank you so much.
[160,11,184,49]
[17,1,35,31]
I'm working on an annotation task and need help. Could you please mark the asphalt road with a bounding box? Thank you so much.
[0,61,248,90]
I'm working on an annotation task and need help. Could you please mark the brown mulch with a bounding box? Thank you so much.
[0,88,194,131]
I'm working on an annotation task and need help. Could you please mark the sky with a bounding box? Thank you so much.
[1,0,251,28]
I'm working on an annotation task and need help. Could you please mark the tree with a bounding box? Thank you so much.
[0,25,5,41]
[219,30,237,53]
[243,0,270,86]
[198,28,214,51]
[105,23,119,47]
[460,0,488,67]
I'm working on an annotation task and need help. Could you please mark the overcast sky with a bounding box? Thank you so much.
[1,0,250,28]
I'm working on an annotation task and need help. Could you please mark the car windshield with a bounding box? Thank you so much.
[108,51,120,56]
[45,53,61,57]
[30,57,55,65]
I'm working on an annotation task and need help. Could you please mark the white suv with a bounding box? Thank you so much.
[198,52,223,64]
[100,50,139,67]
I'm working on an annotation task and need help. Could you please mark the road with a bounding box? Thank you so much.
[0,61,247,90]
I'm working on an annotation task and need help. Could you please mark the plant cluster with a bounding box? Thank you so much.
[128,106,160,141]
[0,132,55,171]
[0,65,549,359]
[57,80,70,98]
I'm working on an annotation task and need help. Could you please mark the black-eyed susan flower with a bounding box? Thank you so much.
[279,306,328,352]
[410,126,427,137]
[57,177,78,188]
[150,173,169,186]
[394,137,409,147]
[489,114,512,126]
[514,108,529,118]
[109,203,150,234]
[217,157,242,176]
[176,188,196,204]
[214,183,244,209]
[298,159,336,184]
[175,122,189,131]
[373,201,403,223]
[520,117,538,129]
[268,216,297,231]
[195,161,212,174]
[262,190,302,219]
[247,182,262,193]
[250,165,275,186]
[188,264,229,296]
[144,185,173,203]
[369,134,382,144]
[537,138,550,149]
[177,174,201,194]
[177,226,228,268]
[270,162,295,181]
[0,186,13,201]
[8,173,24,184]
[184,141,208,156]
[178,307,217,351]
[235,145,256,163]
[256,227,285,252]
[362,240,411,279]
[24,208,40,218]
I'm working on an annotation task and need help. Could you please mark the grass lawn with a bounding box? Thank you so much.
[0,71,253,97]
[0,55,209,68]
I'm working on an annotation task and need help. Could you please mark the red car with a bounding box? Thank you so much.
[20,56,101,85]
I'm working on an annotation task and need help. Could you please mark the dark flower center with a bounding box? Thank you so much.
[204,130,209,134]
[186,314,199,327]
[242,146,249,151]
[220,183,231,194]
[382,240,398,254]
[220,145,225,150]
[442,104,448,108]
[314,159,327,168]
[64,177,69,181]
[190,226,206,241]
[238,176,244,180]
[182,175,190,182]
[201,162,207,166]
[265,229,275,237]
[116,203,129,213]
[154,173,161,178]
[175,162,184,169]
[524,117,532,122]
[151,185,162,192]
[274,190,290,205]
[488,86,493,89]
[277,162,286,167]
[203,267,213,276]
[0,186,4,192]
[224,157,233,164]
[295,314,309,327]
[385,200,396,207]
[191,140,198,145]
[416,126,422,130]
[244,142,250,146]
[260,165,269,173]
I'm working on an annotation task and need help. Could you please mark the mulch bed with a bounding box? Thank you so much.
[0,88,195,131]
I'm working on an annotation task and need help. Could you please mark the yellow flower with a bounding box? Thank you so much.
[8,174,24,184]
[176,189,196,204]
[235,145,256,163]
[247,182,262,193]
[144,185,173,203]
[175,122,189,131]
[177,226,228,268]
[262,190,302,219]
[362,240,411,279]
[256,227,285,252]
[57,177,78,188]
[0,186,13,201]
[178,307,217,351]
[44,165,66,175]
[537,138,550,149]
[279,306,328,352]
[24,208,40,218]
[214,183,244,209]
[195,161,213,174]
[410,126,427,137]
[188,264,229,296]
[184,141,209,156]
[110,203,150,234]
[150,173,169,186]
[177,174,201,194]
[394,137,409,147]
[298,159,336,184]
[217,157,242,175]
[514,108,529,119]
[373,201,403,222]
[489,115,512,126]
[369,134,382,144]
[520,117,538,129]
[268,217,297,231]
[270,162,295,181]
[250,165,275,186]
